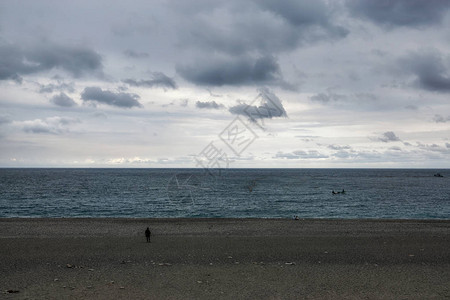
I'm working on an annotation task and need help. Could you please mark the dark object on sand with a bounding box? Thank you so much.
[145,227,151,243]
[434,173,443,177]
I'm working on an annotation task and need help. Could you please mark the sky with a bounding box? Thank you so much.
[0,0,449,168]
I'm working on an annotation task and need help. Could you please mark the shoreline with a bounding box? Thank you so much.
[2,216,450,219]
[1,217,449,237]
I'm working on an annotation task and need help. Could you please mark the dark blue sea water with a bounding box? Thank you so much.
[0,168,448,219]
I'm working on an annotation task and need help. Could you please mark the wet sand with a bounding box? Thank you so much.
[1,218,449,299]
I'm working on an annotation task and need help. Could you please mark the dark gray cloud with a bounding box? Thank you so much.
[0,114,12,125]
[123,72,177,89]
[257,0,328,26]
[195,101,224,109]
[258,0,348,39]
[275,150,328,159]
[0,42,102,82]
[29,43,103,77]
[50,92,77,107]
[348,0,450,27]
[433,114,450,123]
[81,87,142,108]
[379,131,401,143]
[178,0,348,56]
[0,44,27,83]
[399,50,450,92]
[177,55,284,87]
[229,88,287,120]
[123,49,149,58]
[22,116,79,134]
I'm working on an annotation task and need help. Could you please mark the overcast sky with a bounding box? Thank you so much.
[1,0,449,168]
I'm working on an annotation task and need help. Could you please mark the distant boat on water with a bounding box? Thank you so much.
[434,173,444,177]
[332,189,346,195]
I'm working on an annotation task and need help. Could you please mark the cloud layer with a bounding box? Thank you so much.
[0,42,102,82]
[378,131,401,143]
[195,101,224,109]
[0,0,449,167]
[81,87,142,108]
[123,72,177,89]
[177,56,284,87]
[50,92,77,107]
[348,0,450,27]
[229,88,287,121]
[400,50,450,92]
[21,116,79,134]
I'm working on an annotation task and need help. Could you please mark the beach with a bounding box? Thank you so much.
[1,218,449,299]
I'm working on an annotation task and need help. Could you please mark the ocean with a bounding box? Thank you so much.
[0,168,448,219]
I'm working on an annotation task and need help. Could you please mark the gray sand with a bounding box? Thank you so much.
[1,218,449,299]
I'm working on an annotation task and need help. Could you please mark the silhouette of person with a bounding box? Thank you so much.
[145,227,151,243]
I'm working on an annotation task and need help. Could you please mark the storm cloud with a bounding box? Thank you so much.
[50,93,77,107]
[258,0,348,37]
[177,0,348,56]
[177,56,283,87]
[81,87,142,108]
[123,72,177,89]
[348,0,450,27]
[0,42,103,82]
[399,50,450,92]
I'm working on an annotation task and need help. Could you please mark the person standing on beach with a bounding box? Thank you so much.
[145,227,151,243]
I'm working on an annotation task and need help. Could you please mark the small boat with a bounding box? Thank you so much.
[332,189,346,195]
[434,173,444,177]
